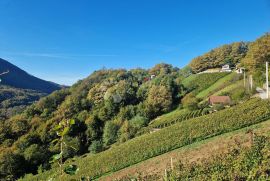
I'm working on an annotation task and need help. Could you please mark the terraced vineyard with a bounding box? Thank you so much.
[149,109,208,129]
[21,98,270,181]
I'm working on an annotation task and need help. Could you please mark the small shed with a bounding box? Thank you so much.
[208,96,231,105]
[235,68,243,74]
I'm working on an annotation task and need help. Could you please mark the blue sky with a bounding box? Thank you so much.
[0,0,269,85]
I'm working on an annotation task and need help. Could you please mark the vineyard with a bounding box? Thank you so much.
[120,135,270,181]
[21,98,270,180]
[149,109,208,129]
[196,72,240,98]
[165,136,270,180]
[182,72,228,94]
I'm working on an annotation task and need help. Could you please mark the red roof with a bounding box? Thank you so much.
[209,96,231,105]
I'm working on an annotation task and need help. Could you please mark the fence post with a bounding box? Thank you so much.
[171,157,174,170]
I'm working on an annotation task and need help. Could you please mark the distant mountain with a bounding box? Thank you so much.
[0,58,62,93]
[0,58,63,120]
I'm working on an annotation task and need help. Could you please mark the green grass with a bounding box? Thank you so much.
[213,80,243,96]
[196,73,239,98]
[21,98,270,181]
[182,72,229,94]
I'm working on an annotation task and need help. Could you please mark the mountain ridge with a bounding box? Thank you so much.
[0,58,62,93]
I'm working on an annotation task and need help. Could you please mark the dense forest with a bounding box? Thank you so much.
[0,33,269,180]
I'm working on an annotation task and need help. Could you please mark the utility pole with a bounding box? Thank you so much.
[266,62,269,99]
[249,75,253,90]
[243,68,246,88]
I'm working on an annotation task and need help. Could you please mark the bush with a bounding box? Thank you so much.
[181,93,199,111]
[88,140,103,154]
[130,115,148,128]
[102,121,119,146]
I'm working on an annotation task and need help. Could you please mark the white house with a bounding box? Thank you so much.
[221,64,232,72]
[150,74,156,79]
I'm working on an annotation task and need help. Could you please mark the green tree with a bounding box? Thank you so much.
[88,140,103,154]
[23,144,49,172]
[102,121,119,146]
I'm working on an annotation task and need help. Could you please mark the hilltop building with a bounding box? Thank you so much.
[221,64,232,72]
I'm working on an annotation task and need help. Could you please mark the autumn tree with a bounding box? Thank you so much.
[145,85,173,118]
[242,33,270,71]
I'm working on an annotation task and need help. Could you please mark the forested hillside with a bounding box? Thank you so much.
[189,42,248,73]
[0,64,187,180]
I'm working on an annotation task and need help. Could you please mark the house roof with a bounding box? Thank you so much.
[209,96,231,104]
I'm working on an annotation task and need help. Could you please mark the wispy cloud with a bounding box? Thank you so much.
[0,51,117,59]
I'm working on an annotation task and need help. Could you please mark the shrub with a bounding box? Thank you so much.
[181,93,199,111]
[88,140,103,154]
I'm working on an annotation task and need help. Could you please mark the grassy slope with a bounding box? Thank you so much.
[213,80,243,96]
[100,119,270,180]
[182,72,228,94]
[21,98,270,181]
[196,72,238,98]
